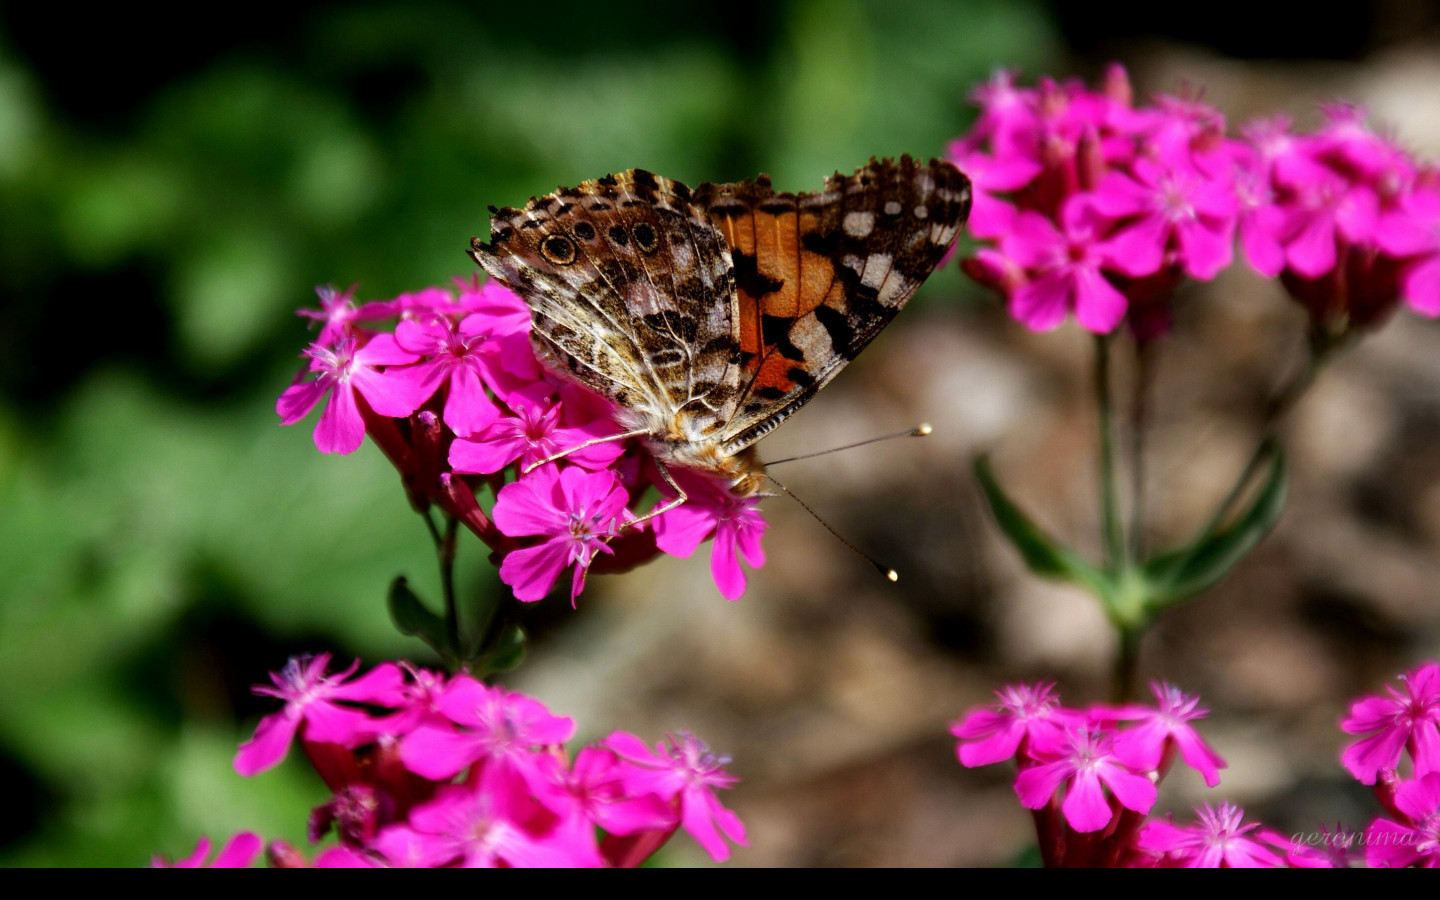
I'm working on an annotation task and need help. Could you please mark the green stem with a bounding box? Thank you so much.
[1112,626,1142,703]
[1202,330,1339,533]
[472,590,511,681]
[1129,338,1156,561]
[1095,334,1126,572]
[438,515,460,655]
[421,508,443,548]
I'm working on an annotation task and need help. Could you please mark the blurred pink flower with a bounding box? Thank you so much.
[606,731,747,862]
[653,469,767,601]
[952,681,1079,767]
[154,833,263,868]
[1136,802,1285,868]
[276,334,425,454]
[1014,728,1157,833]
[1342,662,1440,784]
[399,676,573,784]
[1104,682,1227,787]
[234,654,404,776]
[1365,772,1440,868]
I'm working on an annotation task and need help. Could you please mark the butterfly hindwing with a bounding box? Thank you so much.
[470,170,740,427]
[695,156,971,453]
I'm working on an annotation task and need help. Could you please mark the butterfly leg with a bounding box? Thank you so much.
[522,428,651,474]
[623,458,689,530]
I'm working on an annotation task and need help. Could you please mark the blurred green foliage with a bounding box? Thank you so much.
[0,0,1058,865]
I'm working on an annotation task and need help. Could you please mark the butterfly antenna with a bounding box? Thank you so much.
[763,473,899,583]
[765,423,932,467]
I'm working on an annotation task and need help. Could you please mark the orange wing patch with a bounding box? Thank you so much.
[704,182,843,409]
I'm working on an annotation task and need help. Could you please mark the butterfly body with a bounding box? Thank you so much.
[470,157,970,502]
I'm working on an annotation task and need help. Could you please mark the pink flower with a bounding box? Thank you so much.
[653,469,767,601]
[531,746,676,836]
[1105,682,1227,787]
[1365,772,1440,868]
[388,314,513,436]
[448,385,625,475]
[309,783,387,847]
[1377,188,1440,315]
[398,676,574,784]
[1284,824,1361,869]
[1313,103,1411,181]
[276,334,426,454]
[1014,728,1158,833]
[265,839,381,867]
[370,663,452,737]
[491,464,632,603]
[962,69,1040,161]
[1244,115,1332,189]
[946,148,1041,239]
[209,655,742,868]
[233,654,405,776]
[1279,169,1379,278]
[1342,662,1440,784]
[1231,156,1287,278]
[606,731,747,862]
[1148,94,1229,173]
[1001,202,1129,333]
[374,783,600,868]
[153,833,263,868]
[1136,802,1286,867]
[312,845,378,867]
[951,682,1079,767]
[453,276,533,336]
[296,283,405,346]
[1091,155,1237,280]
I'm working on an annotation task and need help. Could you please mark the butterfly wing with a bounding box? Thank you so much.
[470,170,741,433]
[694,156,971,454]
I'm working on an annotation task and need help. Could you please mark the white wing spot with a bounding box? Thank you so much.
[883,200,903,216]
[861,253,893,289]
[913,204,928,219]
[842,254,865,275]
[878,268,913,306]
[843,211,875,238]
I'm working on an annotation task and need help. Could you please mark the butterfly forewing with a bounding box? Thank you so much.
[694,156,971,453]
[470,171,739,425]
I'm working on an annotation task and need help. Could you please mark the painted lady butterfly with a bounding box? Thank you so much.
[469,156,971,515]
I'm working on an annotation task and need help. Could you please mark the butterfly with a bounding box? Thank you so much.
[468,156,971,518]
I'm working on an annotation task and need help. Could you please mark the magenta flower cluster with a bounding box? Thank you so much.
[156,654,746,868]
[277,280,766,603]
[953,66,1440,337]
[955,663,1440,867]
[1339,662,1440,868]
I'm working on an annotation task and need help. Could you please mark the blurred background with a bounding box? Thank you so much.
[4,0,1440,867]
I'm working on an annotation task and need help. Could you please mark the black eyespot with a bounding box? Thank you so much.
[572,222,596,240]
[632,222,658,254]
[541,234,576,265]
[607,225,629,246]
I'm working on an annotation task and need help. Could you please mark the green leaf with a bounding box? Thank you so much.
[1008,844,1044,868]
[1142,442,1288,606]
[477,623,527,675]
[386,576,453,660]
[973,454,1112,597]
